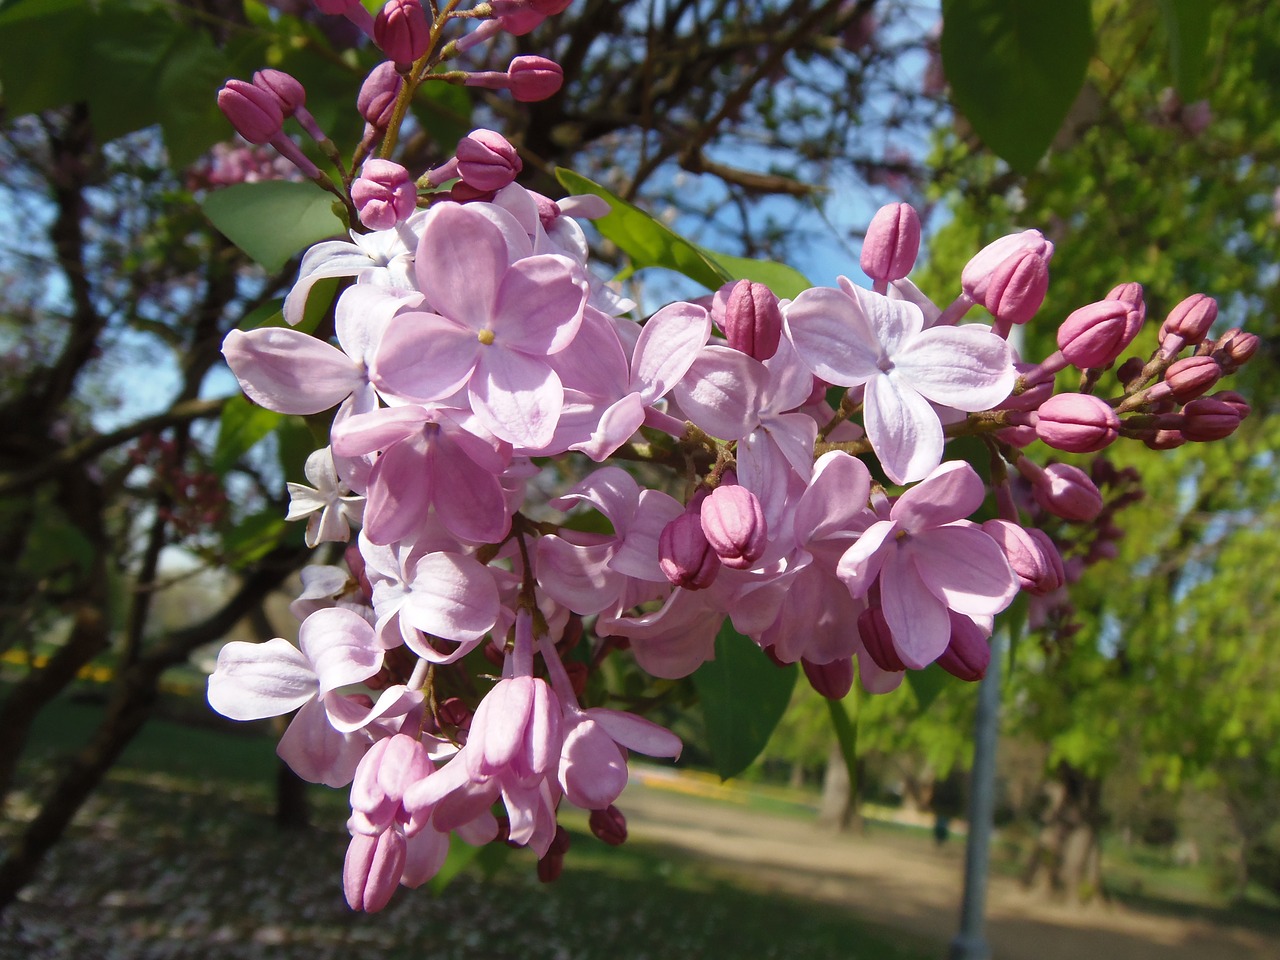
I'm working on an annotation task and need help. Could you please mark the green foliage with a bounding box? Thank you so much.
[211,395,281,476]
[1157,0,1213,98]
[692,620,797,779]
[0,0,234,166]
[201,181,346,273]
[940,0,1094,172]
[555,168,811,297]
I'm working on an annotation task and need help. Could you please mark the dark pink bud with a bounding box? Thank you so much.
[802,656,855,700]
[981,520,1064,595]
[217,79,284,145]
[962,230,1053,303]
[860,202,921,283]
[1034,392,1120,453]
[658,510,720,590]
[1106,282,1146,325]
[351,158,417,230]
[857,606,905,673]
[1162,355,1221,403]
[1159,293,1217,357]
[358,61,404,128]
[589,805,628,846]
[1027,462,1105,522]
[1181,394,1244,441]
[437,697,472,731]
[997,424,1038,449]
[507,55,563,101]
[936,613,991,682]
[983,250,1048,326]
[1144,429,1186,450]
[375,0,430,66]
[998,362,1055,413]
[456,128,523,191]
[722,279,783,361]
[1214,390,1251,420]
[253,69,305,114]
[1213,328,1260,371]
[700,484,767,569]
[254,68,326,141]
[1056,299,1142,370]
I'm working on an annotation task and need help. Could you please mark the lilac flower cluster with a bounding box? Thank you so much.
[205,0,1257,910]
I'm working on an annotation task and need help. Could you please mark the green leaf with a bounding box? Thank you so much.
[212,395,282,475]
[201,181,345,272]
[0,0,95,117]
[699,248,812,300]
[222,510,292,568]
[940,0,1094,173]
[692,620,797,780]
[554,168,730,291]
[427,836,487,893]
[154,29,230,168]
[1157,0,1212,99]
[906,663,949,715]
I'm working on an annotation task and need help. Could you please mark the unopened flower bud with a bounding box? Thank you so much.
[217,78,284,145]
[721,279,783,360]
[1106,281,1146,324]
[1057,299,1142,370]
[255,69,327,143]
[998,362,1054,413]
[981,520,1064,595]
[1181,394,1245,441]
[1161,355,1221,403]
[1213,328,1260,371]
[802,656,855,700]
[589,805,628,846]
[507,55,563,101]
[659,510,720,589]
[861,202,921,283]
[961,230,1053,303]
[983,250,1049,326]
[375,0,430,66]
[1144,428,1186,450]
[456,128,522,191]
[700,484,767,570]
[358,62,403,128]
[351,159,417,230]
[437,696,472,732]
[1159,293,1217,358]
[1034,392,1120,453]
[936,613,991,682]
[344,829,406,912]
[1020,460,1104,522]
[857,606,905,672]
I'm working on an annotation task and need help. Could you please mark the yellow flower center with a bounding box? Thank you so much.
[477,329,495,346]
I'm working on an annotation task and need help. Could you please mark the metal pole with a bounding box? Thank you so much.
[947,627,1005,960]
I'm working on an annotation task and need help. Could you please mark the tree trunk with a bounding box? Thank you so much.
[1021,761,1107,903]
[818,740,864,832]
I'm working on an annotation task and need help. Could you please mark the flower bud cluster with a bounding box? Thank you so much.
[204,21,1257,912]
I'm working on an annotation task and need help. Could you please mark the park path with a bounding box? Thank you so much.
[617,770,1279,960]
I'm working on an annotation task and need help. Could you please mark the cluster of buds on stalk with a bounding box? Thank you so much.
[202,0,1257,913]
[214,0,565,222]
[128,433,228,538]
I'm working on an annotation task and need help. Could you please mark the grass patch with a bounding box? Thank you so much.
[4,695,933,960]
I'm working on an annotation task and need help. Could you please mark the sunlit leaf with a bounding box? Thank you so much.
[212,395,282,475]
[201,181,345,272]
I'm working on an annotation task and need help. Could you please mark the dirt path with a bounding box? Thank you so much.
[618,772,1279,960]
